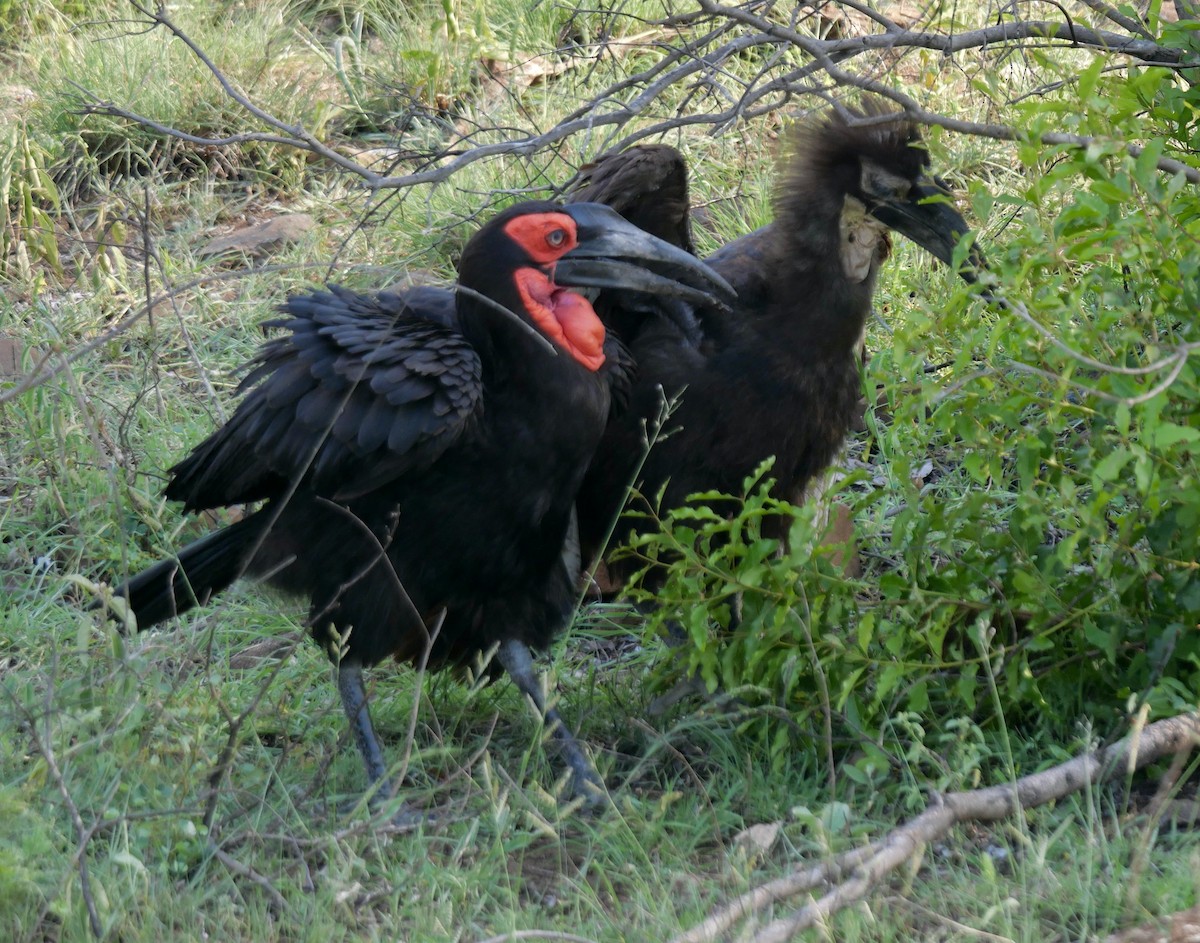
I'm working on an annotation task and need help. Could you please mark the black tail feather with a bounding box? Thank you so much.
[117,513,266,630]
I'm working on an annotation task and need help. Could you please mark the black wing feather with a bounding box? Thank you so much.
[165,284,482,510]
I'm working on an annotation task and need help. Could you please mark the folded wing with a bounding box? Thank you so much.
[165,284,483,509]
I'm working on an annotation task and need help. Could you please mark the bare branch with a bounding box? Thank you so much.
[209,842,289,913]
[71,81,332,154]
[820,0,908,34]
[1074,0,1156,41]
[0,260,437,407]
[124,1,385,183]
[820,20,1177,61]
[696,1,1200,184]
[201,630,304,831]
[74,0,1196,198]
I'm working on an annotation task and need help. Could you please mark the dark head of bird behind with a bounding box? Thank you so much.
[563,144,696,254]
[780,97,980,277]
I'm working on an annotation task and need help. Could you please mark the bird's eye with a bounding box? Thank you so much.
[546,228,566,248]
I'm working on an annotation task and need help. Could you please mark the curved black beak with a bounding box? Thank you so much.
[555,202,737,310]
[870,178,986,283]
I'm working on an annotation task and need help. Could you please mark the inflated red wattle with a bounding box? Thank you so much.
[513,267,607,371]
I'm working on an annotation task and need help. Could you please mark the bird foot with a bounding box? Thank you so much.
[567,769,609,812]
[557,751,609,812]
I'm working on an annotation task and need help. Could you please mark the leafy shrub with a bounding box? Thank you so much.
[621,60,1200,768]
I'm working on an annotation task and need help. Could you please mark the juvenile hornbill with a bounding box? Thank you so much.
[567,103,978,582]
[110,200,733,811]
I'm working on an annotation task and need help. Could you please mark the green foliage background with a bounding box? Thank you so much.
[624,53,1200,777]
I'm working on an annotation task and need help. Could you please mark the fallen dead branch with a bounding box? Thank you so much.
[672,712,1200,943]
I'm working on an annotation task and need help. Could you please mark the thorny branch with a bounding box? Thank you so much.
[926,284,1200,408]
[696,0,1200,183]
[0,260,425,408]
[672,712,1200,943]
[82,0,1200,192]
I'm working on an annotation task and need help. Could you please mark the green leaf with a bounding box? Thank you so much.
[856,610,875,653]
[1092,447,1133,483]
[1152,423,1200,450]
[1077,56,1107,106]
[1134,138,1165,181]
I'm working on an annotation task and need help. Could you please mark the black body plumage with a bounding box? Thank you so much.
[129,277,609,671]
[568,104,977,580]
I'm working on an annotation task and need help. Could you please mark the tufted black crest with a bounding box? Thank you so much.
[780,100,930,222]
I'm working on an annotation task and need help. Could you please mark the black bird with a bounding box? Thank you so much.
[110,200,734,811]
[567,103,978,583]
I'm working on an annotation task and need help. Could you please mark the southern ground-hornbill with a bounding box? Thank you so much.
[566,103,979,584]
[110,200,733,811]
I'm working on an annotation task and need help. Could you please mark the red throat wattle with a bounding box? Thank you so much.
[513,267,607,372]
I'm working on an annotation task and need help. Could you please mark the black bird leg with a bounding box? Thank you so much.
[336,660,389,791]
[336,663,426,825]
[496,638,606,807]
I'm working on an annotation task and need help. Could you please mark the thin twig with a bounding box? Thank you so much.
[476,930,602,943]
[1075,0,1155,41]
[201,631,305,831]
[126,2,387,183]
[75,1,1199,197]
[209,842,290,912]
[131,184,229,422]
[697,1,1200,184]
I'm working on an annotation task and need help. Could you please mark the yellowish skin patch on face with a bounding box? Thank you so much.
[839,195,891,284]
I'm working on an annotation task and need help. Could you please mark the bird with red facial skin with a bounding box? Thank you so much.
[108,200,734,814]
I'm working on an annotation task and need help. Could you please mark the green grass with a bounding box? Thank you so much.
[2,606,1196,941]
[2,1,1198,941]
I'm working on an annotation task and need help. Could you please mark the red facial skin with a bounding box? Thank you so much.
[503,213,607,372]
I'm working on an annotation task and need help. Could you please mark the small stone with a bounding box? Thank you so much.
[732,821,782,859]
